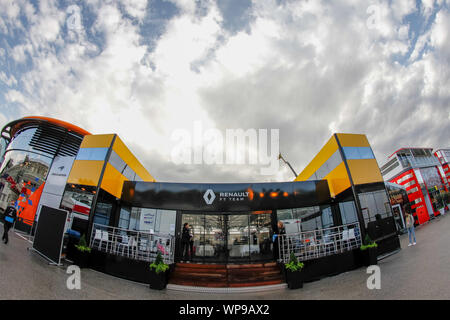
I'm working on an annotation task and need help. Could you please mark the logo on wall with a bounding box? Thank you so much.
[203,189,250,205]
[203,189,216,205]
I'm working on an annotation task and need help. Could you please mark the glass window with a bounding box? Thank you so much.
[93,202,113,226]
[118,206,131,229]
[155,209,176,235]
[122,165,136,181]
[327,150,342,173]
[359,190,392,226]
[76,148,108,161]
[129,207,157,231]
[7,128,38,153]
[109,150,126,173]
[320,206,334,229]
[343,147,375,160]
[0,150,52,206]
[339,201,358,225]
[359,147,375,159]
[343,147,361,160]
[228,214,250,262]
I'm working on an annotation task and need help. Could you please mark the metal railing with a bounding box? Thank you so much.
[89,223,175,264]
[277,222,362,263]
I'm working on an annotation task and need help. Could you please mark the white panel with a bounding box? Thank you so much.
[414,169,424,184]
[42,156,75,196]
[35,193,64,221]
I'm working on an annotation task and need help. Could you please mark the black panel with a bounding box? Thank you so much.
[29,124,83,157]
[122,181,332,212]
[32,205,68,264]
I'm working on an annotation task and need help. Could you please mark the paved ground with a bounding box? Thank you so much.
[1,212,449,300]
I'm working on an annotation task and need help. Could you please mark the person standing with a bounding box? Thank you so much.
[189,226,194,259]
[273,221,286,261]
[2,201,17,245]
[181,223,191,260]
[405,212,416,246]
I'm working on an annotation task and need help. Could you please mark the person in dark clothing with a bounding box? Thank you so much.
[273,221,286,261]
[2,201,17,244]
[188,227,194,259]
[181,223,192,260]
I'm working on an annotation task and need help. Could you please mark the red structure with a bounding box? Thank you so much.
[380,148,449,225]
[434,149,450,185]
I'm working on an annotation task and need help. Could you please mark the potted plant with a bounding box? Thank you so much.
[73,234,91,268]
[360,234,378,266]
[284,252,305,289]
[149,251,170,290]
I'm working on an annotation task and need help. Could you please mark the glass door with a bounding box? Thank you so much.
[204,215,227,263]
[178,211,274,264]
[249,212,273,261]
[227,214,250,263]
[392,204,405,232]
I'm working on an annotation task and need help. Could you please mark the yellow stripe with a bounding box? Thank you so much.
[347,159,384,185]
[100,163,127,198]
[295,135,338,181]
[80,134,114,149]
[112,135,156,182]
[323,162,351,197]
[67,160,104,186]
[336,133,370,147]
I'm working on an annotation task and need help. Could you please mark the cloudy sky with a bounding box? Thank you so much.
[0,0,449,183]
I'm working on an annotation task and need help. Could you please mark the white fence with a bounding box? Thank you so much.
[89,223,175,264]
[277,222,362,263]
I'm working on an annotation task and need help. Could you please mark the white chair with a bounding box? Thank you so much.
[341,230,349,252]
[347,229,356,249]
[129,236,138,258]
[93,229,102,249]
[101,231,110,252]
[118,235,129,256]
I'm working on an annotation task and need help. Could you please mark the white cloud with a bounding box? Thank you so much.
[1,0,449,182]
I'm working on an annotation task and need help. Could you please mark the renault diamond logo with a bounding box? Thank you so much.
[203,189,216,205]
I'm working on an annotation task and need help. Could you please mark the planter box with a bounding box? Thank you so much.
[361,247,378,266]
[285,270,304,289]
[72,249,90,268]
[149,270,169,290]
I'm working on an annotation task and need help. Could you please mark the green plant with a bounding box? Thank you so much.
[75,234,91,253]
[150,252,169,274]
[285,252,304,272]
[360,234,378,251]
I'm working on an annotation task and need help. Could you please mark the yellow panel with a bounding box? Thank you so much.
[112,135,156,182]
[347,159,384,185]
[101,163,127,198]
[67,160,104,186]
[80,134,115,149]
[295,135,339,181]
[323,162,351,197]
[336,133,370,148]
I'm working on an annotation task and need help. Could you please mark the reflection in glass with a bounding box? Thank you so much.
[249,212,273,261]
[339,201,358,225]
[228,215,249,262]
[358,190,391,226]
[0,150,51,210]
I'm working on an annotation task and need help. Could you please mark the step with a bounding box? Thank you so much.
[169,262,284,288]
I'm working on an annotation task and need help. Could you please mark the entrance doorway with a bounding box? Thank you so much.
[392,204,406,233]
[176,211,274,263]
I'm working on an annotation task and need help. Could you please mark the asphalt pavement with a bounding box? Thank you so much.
[1,212,449,300]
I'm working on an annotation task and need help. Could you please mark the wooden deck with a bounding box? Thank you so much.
[169,262,284,288]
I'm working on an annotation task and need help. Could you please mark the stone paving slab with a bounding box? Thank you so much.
[1,212,449,300]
